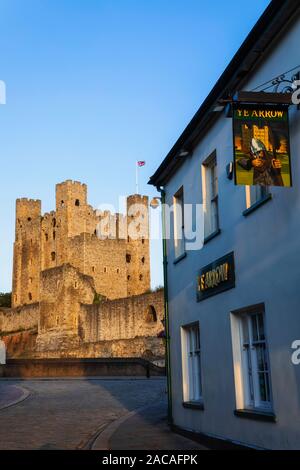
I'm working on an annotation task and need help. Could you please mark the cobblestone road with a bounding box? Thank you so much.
[0,378,166,450]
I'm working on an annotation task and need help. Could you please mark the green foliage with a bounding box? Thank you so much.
[0,292,12,308]
[93,293,107,304]
[145,286,164,294]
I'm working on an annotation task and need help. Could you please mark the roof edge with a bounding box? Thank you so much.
[149,0,299,187]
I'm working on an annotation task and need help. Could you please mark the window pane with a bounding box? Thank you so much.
[239,311,272,410]
[257,313,265,341]
[258,372,267,402]
[251,315,259,342]
[241,317,249,345]
[174,190,185,258]
[194,326,200,350]
[256,345,265,371]
[184,325,202,401]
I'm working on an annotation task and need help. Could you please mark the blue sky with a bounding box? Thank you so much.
[0,0,270,292]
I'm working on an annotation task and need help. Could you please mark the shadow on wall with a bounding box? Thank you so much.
[2,357,166,379]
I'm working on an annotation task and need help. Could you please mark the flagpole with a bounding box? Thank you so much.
[136,161,139,194]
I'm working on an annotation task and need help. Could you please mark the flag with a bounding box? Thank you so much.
[137,161,146,167]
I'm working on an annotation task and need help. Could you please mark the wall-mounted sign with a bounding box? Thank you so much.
[197,252,235,302]
[233,104,292,187]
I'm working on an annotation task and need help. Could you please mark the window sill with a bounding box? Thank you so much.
[183,401,204,411]
[204,229,221,245]
[234,409,276,423]
[243,194,272,217]
[173,252,187,265]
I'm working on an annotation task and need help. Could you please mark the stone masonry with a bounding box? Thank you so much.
[13,180,150,307]
[0,181,164,361]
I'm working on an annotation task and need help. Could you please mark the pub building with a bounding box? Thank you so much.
[149,0,300,450]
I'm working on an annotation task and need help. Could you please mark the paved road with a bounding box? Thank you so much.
[107,399,207,450]
[0,378,166,450]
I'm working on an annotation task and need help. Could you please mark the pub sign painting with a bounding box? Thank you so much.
[233,104,292,187]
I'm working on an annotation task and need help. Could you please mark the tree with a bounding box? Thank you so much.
[0,292,12,308]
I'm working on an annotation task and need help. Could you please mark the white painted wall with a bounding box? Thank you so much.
[165,13,300,450]
[0,340,6,365]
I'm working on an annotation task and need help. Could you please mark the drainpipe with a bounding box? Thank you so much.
[157,186,173,425]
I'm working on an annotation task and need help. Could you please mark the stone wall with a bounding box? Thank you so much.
[37,264,96,352]
[12,180,151,306]
[0,304,39,358]
[68,234,129,300]
[0,304,39,336]
[80,291,164,343]
[2,358,165,378]
[30,337,164,362]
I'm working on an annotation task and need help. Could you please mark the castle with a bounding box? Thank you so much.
[0,181,164,362]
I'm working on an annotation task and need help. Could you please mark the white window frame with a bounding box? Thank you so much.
[201,152,219,239]
[231,305,273,412]
[181,323,203,403]
[245,185,270,209]
[173,187,185,259]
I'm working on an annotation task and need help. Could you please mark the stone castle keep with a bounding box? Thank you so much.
[0,181,164,362]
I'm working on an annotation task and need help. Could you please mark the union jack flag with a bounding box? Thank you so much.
[137,161,146,167]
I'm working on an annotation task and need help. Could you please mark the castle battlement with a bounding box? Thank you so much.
[56,180,87,188]
[12,181,150,308]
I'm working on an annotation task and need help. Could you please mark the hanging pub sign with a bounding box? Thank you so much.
[197,252,235,302]
[233,104,292,187]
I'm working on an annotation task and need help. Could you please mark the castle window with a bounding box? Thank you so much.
[127,275,131,281]
[61,200,65,207]
[141,257,145,264]
[92,266,95,273]
[45,233,48,241]
[142,238,145,244]
[51,251,56,261]
[56,316,59,326]
[117,268,120,274]
[52,218,56,228]
[146,306,157,323]
[126,254,131,263]
[139,274,143,281]
[28,293,32,301]
[27,217,32,222]
[75,199,80,207]
[74,282,78,288]
[53,231,56,240]
[104,267,107,273]
[29,277,33,284]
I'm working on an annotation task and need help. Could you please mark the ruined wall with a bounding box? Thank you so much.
[0,304,39,335]
[126,195,151,296]
[30,337,165,362]
[0,281,164,361]
[0,304,39,358]
[12,199,41,307]
[79,290,164,343]
[37,264,96,352]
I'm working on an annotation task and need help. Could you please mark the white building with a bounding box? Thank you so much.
[150,0,300,450]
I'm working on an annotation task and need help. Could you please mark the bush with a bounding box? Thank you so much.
[0,292,12,308]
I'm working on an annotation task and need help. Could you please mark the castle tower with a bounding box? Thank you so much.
[12,198,41,307]
[55,180,89,266]
[126,195,150,296]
